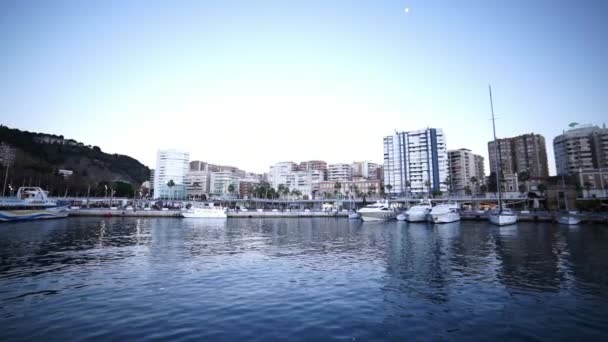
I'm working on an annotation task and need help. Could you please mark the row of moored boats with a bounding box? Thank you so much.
[354,200,580,226]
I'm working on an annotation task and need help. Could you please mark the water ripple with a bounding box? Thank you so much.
[1,218,608,341]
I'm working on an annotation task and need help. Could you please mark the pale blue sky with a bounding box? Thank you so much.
[1,0,606,174]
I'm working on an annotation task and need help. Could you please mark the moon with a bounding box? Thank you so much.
[404,8,410,14]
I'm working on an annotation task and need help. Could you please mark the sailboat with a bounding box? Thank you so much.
[557,175,581,225]
[488,85,518,226]
[348,194,361,219]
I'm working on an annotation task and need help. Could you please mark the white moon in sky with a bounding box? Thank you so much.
[404,8,410,13]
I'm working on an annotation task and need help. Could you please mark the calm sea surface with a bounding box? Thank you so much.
[1,218,608,341]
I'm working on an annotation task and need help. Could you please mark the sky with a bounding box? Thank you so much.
[1,0,606,175]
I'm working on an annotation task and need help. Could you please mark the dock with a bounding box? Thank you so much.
[67,208,608,223]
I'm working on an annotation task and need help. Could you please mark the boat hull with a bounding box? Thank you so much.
[406,212,428,222]
[0,207,69,222]
[348,213,361,220]
[396,213,407,221]
[182,210,227,218]
[558,216,581,225]
[489,214,518,226]
[431,212,460,224]
[360,212,396,222]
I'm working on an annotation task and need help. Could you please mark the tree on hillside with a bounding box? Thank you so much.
[113,181,133,197]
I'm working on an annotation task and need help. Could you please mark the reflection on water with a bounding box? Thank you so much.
[1,218,608,341]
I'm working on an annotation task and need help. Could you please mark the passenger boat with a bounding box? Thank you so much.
[0,187,69,222]
[429,203,460,223]
[182,203,227,218]
[358,201,396,222]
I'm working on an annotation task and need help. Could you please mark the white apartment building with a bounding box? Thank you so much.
[284,170,325,197]
[554,124,608,175]
[153,149,189,199]
[351,161,381,180]
[184,170,210,199]
[269,162,297,189]
[210,171,240,197]
[448,149,485,195]
[328,163,353,181]
[383,128,448,196]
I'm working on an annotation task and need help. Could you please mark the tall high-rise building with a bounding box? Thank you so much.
[383,128,448,195]
[474,155,485,183]
[488,133,548,179]
[448,149,485,195]
[328,163,353,181]
[554,124,608,175]
[153,149,189,199]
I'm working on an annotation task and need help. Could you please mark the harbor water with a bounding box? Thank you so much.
[1,218,608,341]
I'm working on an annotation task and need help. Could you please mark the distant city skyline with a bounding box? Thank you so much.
[1,0,606,174]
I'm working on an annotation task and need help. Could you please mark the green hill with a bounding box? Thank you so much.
[0,125,150,197]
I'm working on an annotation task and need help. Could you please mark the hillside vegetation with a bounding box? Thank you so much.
[0,125,150,197]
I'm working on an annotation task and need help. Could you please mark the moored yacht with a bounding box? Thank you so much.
[558,212,581,225]
[348,210,361,219]
[358,201,396,222]
[429,203,460,223]
[489,207,518,226]
[405,201,432,222]
[182,203,227,218]
[0,187,69,222]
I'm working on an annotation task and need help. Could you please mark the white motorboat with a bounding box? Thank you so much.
[557,176,580,225]
[488,208,518,226]
[558,213,581,225]
[358,202,396,222]
[429,203,460,223]
[396,212,407,221]
[487,85,518,226]
[405,202,432,222]
[348,210,361,219]
[0,187,69,222]
[182,203,227,218]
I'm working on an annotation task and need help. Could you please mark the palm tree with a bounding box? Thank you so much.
[480,184,488,194]
[518,170,530,194]
[424,180,431,198]
[538,183,546,197]
[227,183,235,197]
[386,184,393,195]
[470,177,478,196]
[277,184,286,199]
[368,185,376,197]
[442,176,452,196]
[334,182,342,199]
[282,186,290,199]
[464,186,472,196]
[167,179,175,201]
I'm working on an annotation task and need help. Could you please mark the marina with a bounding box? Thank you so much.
[1,217,608,341]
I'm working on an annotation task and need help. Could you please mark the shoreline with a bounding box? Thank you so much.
[65,209,608,223]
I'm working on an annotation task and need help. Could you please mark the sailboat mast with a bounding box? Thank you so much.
[562,174,568,211]
[489,85,503,214]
